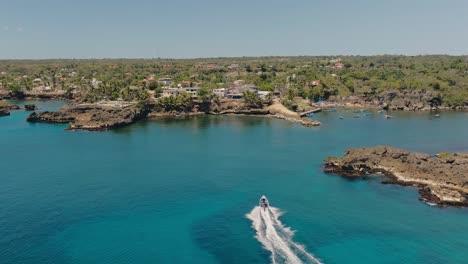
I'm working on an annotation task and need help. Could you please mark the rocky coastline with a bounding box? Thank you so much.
[24,98,319,131]
[0,101,20,116]
[328,89,467,111]
[148,99,320,127]
[0,90,74,100]
[324,146,468,206]
[148,107,320,127]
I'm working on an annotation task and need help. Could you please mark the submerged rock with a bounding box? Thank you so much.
[324,146,468,206]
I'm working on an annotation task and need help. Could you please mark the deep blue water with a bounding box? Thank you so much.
[1,101,467,264]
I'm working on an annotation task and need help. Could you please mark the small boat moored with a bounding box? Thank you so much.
[259,195,269,211]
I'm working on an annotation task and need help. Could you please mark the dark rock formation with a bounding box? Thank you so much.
[324,146,468,206]
[24,104,39,111]
[27,103,150,131]
[27,111,75,123]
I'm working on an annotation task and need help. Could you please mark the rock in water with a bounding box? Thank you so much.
[324,146,468,206]
[27,103,150,131]
[24,104,39,111]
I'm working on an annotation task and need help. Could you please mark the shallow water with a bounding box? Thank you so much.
[1,101,467,264]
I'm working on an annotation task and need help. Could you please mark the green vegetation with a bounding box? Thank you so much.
[242,90,263,108]
[154,93,194,112]
[0,55,467,106]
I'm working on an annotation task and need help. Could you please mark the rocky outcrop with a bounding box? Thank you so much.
[27,103,150,131]
[272,114,321,127]
[328,89,463,111]
[324,146,468,206]
[0,101,20,116]
[24,104,39,111]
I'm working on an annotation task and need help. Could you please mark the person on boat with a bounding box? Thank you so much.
[261,198,267,210]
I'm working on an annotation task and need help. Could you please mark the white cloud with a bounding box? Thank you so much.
[16,26,23,32]
[2,26,8,31]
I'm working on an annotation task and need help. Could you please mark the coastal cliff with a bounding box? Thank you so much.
[27,103,149,131]
[324,146,468,206]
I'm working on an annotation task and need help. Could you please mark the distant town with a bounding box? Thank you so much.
[0,56,466,112]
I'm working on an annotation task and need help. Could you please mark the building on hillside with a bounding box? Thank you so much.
[228,64,240,69]
[158,78,173,86]
[334,62,344,69]
[212,88,226,97]
[185,87,200,96]
[272,89,282,97]
[226,84,258,99]
[257,91,271,99]
[162,87,179,97]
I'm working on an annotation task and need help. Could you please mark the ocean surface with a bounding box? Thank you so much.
[1,100,467,264]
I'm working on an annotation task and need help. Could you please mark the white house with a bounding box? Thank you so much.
[212,88,226,97]
[162,87,179,97]
[158,78,173,86]
[257,91,271,99]
[185,87,200,96]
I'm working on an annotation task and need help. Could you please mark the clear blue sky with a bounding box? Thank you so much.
[1,0,467,59]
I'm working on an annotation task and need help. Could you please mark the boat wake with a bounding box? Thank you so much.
[246,206,323,264]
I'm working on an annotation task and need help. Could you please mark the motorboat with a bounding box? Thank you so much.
[259,195,269,211]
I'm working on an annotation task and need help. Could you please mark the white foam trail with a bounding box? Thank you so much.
[246,206,323,264]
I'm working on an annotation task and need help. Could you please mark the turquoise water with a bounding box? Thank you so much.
[1,101,467,264]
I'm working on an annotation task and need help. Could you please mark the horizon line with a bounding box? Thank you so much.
[1,53,468,61]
